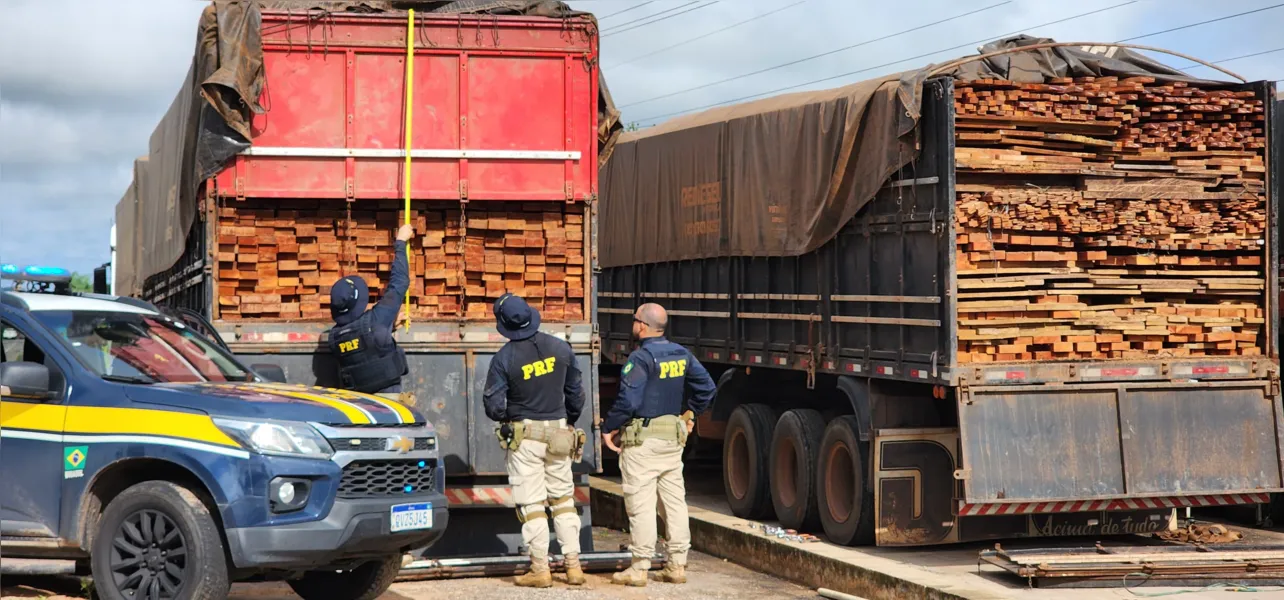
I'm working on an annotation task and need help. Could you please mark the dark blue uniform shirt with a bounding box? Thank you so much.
[602,337,715,433]
[483,332,584,424]
[369,240,409,393]
[371,241,410,337]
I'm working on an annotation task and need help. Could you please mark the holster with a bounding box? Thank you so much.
[572,428,588,463]
[677,410,695,447]
[525,422,579,458]
[494,421,525,451]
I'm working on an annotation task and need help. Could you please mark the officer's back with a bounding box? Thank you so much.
[483,294,584,426]
[602,303,714,439]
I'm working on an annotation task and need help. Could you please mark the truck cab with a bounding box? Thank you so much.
[0,266,447,600]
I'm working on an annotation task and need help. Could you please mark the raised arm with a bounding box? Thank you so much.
[370,224,413,331]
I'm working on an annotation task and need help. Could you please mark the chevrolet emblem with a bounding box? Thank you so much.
[389,437,415,454]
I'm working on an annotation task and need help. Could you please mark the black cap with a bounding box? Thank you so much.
[493,293,540,341]
[329,276,369,325]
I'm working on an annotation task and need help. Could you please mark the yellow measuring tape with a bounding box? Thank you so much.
[402,9,415,332]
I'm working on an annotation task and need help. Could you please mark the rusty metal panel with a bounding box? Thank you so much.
[467,353,507,476]
[961,381,1284,503]
[959,388,1125,503]
[1118,383,1280,494]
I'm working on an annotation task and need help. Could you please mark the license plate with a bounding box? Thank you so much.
[390,502,433,532]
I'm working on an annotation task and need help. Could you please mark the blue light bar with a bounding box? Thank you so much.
[24,265,70,278]
[0,264,73,284]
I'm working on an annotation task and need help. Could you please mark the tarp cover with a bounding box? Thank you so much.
[115,0,621,297]
[599,35,1227,268]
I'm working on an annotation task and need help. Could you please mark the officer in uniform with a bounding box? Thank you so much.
[327,223,414,400]
[602,303,715,587]
[484,293,587,588]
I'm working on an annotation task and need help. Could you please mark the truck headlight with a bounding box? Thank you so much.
[214,418,333,459]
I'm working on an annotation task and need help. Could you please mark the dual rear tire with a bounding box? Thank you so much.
[816,416,876,546]
[722,406,875,545]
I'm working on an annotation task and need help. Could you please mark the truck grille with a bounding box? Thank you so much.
[331,437,435,452]
[338,459,437,499]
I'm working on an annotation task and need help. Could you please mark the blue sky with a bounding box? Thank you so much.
[1,0,1282,281]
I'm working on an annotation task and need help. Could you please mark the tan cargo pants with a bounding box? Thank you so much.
[508,419,581,561]
[620,437,690,569]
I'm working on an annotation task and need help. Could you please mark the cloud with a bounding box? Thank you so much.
[2,0,1280,280]
[0,0,203,112]
[0,0,204,275]
[582,0,1283,125]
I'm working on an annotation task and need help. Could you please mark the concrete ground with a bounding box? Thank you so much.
[592,462,1284,600]
[0,528,817,600]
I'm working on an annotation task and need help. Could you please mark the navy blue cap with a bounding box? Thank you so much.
[493,293,540,341]
[330,276,370,325]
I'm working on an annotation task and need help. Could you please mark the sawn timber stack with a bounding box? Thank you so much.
[953,76,1267,364]
[215,200,587,322]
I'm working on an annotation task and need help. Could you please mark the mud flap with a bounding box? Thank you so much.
[873,428,960,546]
[957,380,1284,504]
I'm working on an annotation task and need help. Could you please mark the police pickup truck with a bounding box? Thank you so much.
[0,266,447,600]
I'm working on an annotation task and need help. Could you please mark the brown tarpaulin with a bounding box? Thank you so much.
[114,0,620,297]
[601,73,924,267]
[599,36,1225,268]
[113,1,263,296]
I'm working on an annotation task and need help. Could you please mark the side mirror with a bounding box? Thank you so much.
[1,362,52,400]
[252,364,288,384]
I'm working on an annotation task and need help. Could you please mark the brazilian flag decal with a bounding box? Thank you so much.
[64,446,88,479]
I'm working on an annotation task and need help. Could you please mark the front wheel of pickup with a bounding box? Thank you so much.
[288,555,401,600]
[91,481,228,600]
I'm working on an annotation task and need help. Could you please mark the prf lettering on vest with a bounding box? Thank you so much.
[521,357,557,380]
[659,359,687,379]
[338,339,360,353]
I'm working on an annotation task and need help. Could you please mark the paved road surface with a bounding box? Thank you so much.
[1,528,817,600]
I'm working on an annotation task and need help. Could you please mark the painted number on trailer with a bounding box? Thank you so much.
[391,502,433,532]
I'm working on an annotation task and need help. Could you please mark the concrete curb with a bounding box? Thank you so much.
[590,476,1005,600]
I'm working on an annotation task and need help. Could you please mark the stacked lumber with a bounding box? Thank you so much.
[952,77,1267,364]
[216,200,586,322]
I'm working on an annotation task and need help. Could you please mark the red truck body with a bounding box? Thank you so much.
[217,11,599,203]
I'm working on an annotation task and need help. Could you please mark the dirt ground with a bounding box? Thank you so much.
[0,528,817,600]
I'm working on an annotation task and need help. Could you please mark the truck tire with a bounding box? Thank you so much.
[723,404,779,519]
[288,555,401,600]
[770,409,826,532]
[816,416,876,546]
[91,481,229,600]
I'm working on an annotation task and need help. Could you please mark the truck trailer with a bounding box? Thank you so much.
[113,0,619,557]
[599,41,1283,547]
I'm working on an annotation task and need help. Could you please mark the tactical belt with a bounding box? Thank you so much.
[621,413,692,448]
[496,420,583,458]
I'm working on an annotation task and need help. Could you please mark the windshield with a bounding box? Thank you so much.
[31,310,250,383]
